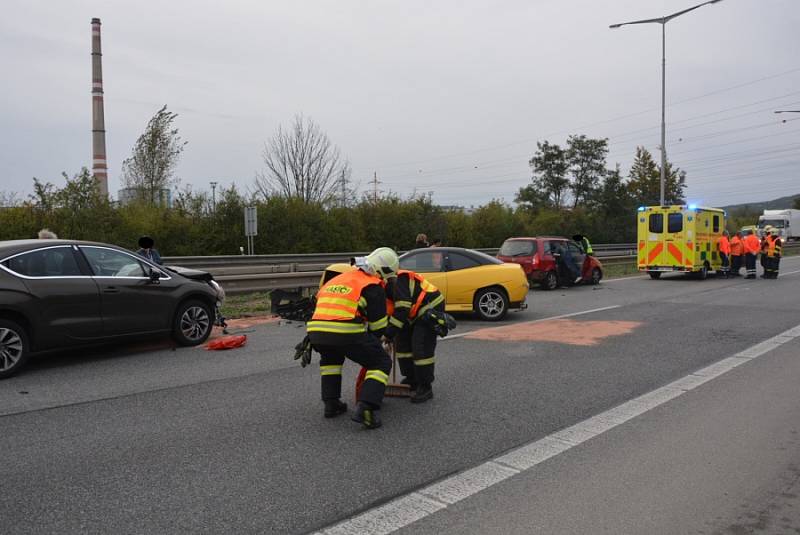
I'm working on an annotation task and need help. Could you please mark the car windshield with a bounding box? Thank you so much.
[499,240,535,257]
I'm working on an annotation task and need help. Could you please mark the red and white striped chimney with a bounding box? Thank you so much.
[91,18,109,197]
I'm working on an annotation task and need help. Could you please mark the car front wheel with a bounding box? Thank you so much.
[173,300,214,346]
[0,319,29,379]
[474,287,509,321]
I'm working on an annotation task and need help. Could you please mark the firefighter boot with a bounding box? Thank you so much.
[324,399,348,418]
[351,402,382,429]
[400,376,418,392]
[411,384,433,404]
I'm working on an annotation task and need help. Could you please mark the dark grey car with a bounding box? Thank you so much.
[0,239,220,378]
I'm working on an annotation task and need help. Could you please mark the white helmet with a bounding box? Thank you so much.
[363,247,399,280]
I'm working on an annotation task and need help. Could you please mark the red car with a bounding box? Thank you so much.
[497,237,603,290]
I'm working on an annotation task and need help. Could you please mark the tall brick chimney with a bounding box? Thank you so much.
[91,18,109,197]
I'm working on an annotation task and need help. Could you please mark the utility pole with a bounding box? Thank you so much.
[339,169,348,207]
[610,0,723,206]
[371,172,381,203]
[210,181,218,213]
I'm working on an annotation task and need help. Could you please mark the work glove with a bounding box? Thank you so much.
[293,335,313,368]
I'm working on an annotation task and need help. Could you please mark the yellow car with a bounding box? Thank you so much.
[322,247,529,321]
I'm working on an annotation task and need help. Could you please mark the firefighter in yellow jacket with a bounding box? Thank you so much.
[307,247,398,429]
[384,269,445,403]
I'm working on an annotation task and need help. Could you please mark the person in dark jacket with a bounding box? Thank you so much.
[384,269,445,403]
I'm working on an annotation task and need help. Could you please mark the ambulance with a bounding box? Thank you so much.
[636,205,726,280]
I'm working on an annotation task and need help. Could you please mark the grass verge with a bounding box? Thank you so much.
[220,291,272,319]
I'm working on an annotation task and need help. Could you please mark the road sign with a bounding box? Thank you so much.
[244,206,258,237]
[244,206,258,255]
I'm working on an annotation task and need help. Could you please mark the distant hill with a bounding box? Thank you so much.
[722,193,800,213]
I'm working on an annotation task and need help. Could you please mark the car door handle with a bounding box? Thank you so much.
[103,287,120,294]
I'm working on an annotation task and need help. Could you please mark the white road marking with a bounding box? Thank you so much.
[318,322,800,535]
[441,305,621,341]
[602,275,647,282]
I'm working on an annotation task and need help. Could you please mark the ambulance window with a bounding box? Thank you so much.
[713,215,720,232]
[668,213,683,233]
[649,213,664,233]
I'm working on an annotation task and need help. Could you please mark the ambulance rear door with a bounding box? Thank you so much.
[664,208,689,270]
[643,209,667,268]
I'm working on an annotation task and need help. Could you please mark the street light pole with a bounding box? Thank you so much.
[210,181,218,213]
[611,0,723,206]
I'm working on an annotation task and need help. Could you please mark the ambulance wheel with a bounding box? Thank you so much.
[648,271,662,280]
[542,271,558,291]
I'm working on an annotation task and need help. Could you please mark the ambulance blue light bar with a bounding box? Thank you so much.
[688,204,698,210]
[638,206,646,212]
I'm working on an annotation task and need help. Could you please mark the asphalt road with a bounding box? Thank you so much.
[1,257,799,534]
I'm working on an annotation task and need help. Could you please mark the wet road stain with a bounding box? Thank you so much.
[464,318,642,345]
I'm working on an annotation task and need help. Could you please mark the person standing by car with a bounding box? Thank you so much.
[716,230,731,278]
[572,234,593,256]
[384,268,445,403]
[136,236,163,265]
[306,247,396,429]
[414,233,429,249]
[729,231,744,276]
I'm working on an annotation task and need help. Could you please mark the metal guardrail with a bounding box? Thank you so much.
[165,242,799,294]
[162,244,632,269]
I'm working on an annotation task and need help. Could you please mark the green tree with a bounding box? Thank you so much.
[627,146,685,206]
[591,164,636,242]
[522,141,569,208]
[794,196,800,210]
[469,200,518,247]
[121,105,187,205]
[566,135,608,208]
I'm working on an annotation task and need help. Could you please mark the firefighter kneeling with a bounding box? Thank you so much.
[307,247,399,429]
[384,268,448,403]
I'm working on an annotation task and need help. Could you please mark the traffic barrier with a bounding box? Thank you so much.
[165,242,799,294]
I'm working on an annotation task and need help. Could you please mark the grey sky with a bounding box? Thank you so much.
[2,0,799,208]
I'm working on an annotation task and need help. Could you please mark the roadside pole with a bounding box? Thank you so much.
[244,206,258,255]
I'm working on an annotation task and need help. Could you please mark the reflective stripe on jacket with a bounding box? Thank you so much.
[581,237,593,255]
[308,270,380,335]
[397,270,441,320]
[767,236,782,257]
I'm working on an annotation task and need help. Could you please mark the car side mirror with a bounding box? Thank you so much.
[149,269,161,284]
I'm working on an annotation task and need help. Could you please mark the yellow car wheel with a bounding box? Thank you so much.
[474,287,509,321]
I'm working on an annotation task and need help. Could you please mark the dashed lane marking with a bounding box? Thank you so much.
[315,322,800,535]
